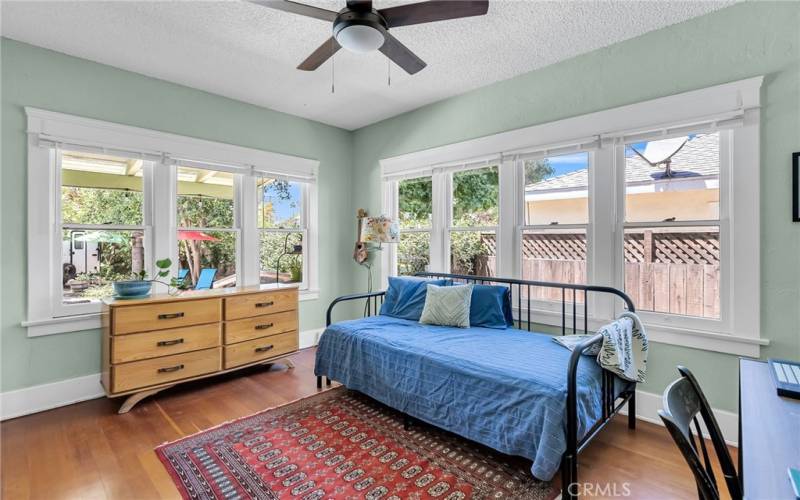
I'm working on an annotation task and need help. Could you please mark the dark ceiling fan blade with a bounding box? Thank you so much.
[250,0,338,22]
[379,32,426,75]
[298,37,341,71]
[379,0,488,28]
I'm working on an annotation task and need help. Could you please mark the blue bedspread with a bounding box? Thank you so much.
[314,315,617,481]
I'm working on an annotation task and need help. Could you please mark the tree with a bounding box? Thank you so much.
[524,158,555,185]
[176,195,235,285]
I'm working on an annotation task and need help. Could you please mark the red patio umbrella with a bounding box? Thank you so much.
[178,230,219,241]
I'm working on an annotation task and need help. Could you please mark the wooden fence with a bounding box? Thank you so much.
[480,229,721,319]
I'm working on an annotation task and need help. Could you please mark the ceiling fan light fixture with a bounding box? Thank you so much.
[335,24,385,53]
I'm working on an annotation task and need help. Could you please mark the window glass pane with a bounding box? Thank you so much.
[452,166,499,227]
[521,228,586,302]
[524,152,589,225]
[398,232,430,276]
[61,151,144,225]
[62,229,144,304]
[177,230,237,288]
[260,232,303,284]
[258,178,302,229]
[623,226,720,319]
[449,230,495,276]
[398,177,432,229]
[625,133,719,223]
[177,166,234,228]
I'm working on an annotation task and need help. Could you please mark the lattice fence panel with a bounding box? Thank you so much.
[481,230,719,265]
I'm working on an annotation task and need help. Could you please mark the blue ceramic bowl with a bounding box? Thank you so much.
[113,280,152,299]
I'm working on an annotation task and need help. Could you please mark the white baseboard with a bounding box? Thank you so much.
[1,327,327,421]
[299,327,324,349]
[0,373,105,421]
[622,389,738,447]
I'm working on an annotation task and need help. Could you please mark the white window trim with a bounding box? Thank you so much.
[254,180,312,292]
[380,76,765,357]
[24,108,319,337]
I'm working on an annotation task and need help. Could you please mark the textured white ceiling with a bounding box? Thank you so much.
[1,0,733,130]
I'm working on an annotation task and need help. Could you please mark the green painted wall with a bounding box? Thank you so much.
[2,3,799,414]
[1,38,356,392]
[351,2,800,412]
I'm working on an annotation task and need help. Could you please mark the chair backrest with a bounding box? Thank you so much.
[177,268,189,284]
[658,366,742,500]
[194,268,217,290]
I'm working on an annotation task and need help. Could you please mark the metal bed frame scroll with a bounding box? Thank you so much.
[320,272,637,499]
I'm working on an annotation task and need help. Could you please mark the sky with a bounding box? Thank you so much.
[543,136,689,180]
[546,152,589,178]
[263,182,301,224]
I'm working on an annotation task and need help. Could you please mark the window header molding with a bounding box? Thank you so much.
[26,107,319,179]
[380,76,762,177]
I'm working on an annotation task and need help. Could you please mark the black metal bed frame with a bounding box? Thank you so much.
[319,272,637,500]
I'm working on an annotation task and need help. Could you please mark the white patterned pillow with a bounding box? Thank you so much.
[419,284,473,328]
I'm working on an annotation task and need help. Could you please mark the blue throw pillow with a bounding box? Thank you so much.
[380,277,450,321]
[470,284,514,329]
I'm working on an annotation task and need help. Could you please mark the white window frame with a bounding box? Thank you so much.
[380,77,766,356]
[613,130,730,340]
[391,173,434,278]
[255,178,311,291]
[24,108,319,337]
[515,149,593,315]
[54,148,154,317]
[175,164,242,290]
[447,164,500,275]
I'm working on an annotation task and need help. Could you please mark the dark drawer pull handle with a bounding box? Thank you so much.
[157,364,184,373]
[254,344,274,353]
[255,301,274,308]
[158,312,185,320]
[157,338,184,347]
[255,323,274,330]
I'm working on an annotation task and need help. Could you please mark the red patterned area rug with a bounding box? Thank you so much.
[156,387,556,499]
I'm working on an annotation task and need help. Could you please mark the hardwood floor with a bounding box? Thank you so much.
[1,347,736,499]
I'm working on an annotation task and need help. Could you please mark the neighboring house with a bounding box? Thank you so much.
[525,133,720,225]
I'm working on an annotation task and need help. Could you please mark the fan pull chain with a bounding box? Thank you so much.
[387,58,391,87]
[330,38,336,94]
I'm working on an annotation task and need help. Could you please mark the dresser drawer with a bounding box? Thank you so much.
[111,347,221,393]
[224,289,297,320]
[112,323,221,363]
[223,331,298,369]
[113,298,222,335]
[224,310,297,344]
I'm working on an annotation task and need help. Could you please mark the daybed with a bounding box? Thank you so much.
[315,273,637,500]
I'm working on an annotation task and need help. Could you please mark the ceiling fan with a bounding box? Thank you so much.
[253,0,489,75]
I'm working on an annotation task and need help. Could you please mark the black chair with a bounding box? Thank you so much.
[658,366,742,500]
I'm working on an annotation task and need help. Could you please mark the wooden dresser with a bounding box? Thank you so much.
[102,285,299,413]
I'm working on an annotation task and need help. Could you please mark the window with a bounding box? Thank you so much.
[522,152,589,302]
[258,177,306,286]
[26,108,319,337]
[397,176,432,276]
[176,166,238,288]
[450,165,498,276]
[622,133,721,319]
[58,150,149,313]
[381,77,761,356]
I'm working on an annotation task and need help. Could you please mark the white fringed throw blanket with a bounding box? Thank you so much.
[553,312,648,383]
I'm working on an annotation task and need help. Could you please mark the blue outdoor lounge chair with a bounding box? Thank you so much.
[195,268,217,290]
[177,268,189,284]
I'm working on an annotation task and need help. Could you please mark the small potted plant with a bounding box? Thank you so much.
[113,258,190,299]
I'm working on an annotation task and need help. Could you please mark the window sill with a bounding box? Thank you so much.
[25,289,322,337]
[516,306,767,357]
[23,313,103,338]
[299,289,320,301]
